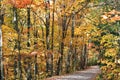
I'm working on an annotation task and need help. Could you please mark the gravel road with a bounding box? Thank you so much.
[46,66,101,80]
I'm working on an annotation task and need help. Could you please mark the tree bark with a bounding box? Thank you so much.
[45,0,53,77]
[50,0,55,76]
[13,7,22,80]
[0,0,4,79]
[56,14,66,75]
[66,10,75,73]
[27,58,32,80]
[71,11,76,72]
[0,25,4,80]
[27,7,31,47]
[33,14,38,79]
[51,0,55,51]
[45,0,50,50]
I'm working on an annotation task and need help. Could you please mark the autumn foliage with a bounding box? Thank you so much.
[101,10,120,22]
[1,0,120,80]
[9,0,32,8]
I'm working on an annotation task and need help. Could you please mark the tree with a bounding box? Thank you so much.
[1,0,103,79]
[0,0,5,79]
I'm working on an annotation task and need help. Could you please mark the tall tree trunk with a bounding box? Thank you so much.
[73,45,77,71]
[26,7,32,80]
[50,0,55,76]
[0,0,4,79]
[33,14,38,79]
[66,11,75,73]
[71,10,76,72]
[13,7,22,80]
[45,0,50,50]
[0,19,4,80]
[80,45,84,69]
[80,36,84,69]
[27,7,31,47]
[34,55,38,80]
[45,0,52,77]
[80,43,87,69]
[18,27,22,80]
[56,20,61,75]
[83,44,87,69]
[56,14,66,75]
[27,58,32,80]
[14,58,17,80]
[51,0,55,51]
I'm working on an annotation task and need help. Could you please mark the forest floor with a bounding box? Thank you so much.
[46,66,101,80]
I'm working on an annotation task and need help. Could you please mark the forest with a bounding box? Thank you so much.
[0,0,120,80]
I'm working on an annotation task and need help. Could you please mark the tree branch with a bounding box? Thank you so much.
[32,10,46,26]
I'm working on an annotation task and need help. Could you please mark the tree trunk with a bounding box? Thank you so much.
[80,44,87,69]
[13,7,22,80]
[0,26,4,80]
[45,0,53,77]
[0,0,4,79]
[51,0,55,51]
[33,14,38,79]
[56,14,66,75]
[14,58,17,80]
[26,7,31,79]
[27,58,32,80]
[50,0,55,76]
[27,7,31,47]
[71,11,76,71]
[34,55,38,80]
[66,11,75,73]
[83,44,87,69]
[72,46,77,71]
[45,0,50,50]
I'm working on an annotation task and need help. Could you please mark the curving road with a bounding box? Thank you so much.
[46,66,101,80]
